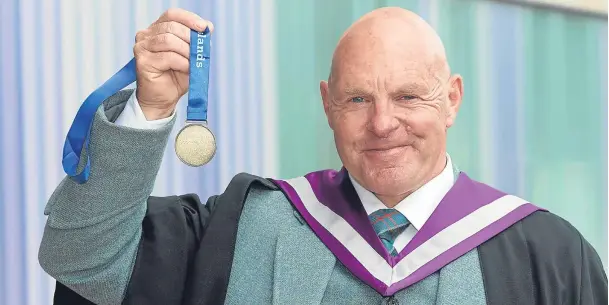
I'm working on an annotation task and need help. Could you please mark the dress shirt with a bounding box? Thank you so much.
[114,90,175,129]
[349,155,455,253]
[116,90,455,253]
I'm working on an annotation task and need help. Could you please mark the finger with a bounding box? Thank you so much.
[155,8,213,33]
[141,33,190,60]
[135,29,149,43]
[147,21,191,44]
[137,50,189,74]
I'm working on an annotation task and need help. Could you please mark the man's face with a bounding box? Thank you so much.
[321,28,461,199]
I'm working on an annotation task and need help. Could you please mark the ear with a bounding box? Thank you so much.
[320,80,334,130]
[445,74,463,128]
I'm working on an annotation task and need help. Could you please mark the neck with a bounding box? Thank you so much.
[376,193,412,208]
[375,154,448,208]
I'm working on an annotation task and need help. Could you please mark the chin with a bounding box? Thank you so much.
[356,162,413,195]
[360,167,413,194]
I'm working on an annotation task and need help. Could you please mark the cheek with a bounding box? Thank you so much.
[403,108,446,138]
[332,111,366,142]
[331,118,358,158]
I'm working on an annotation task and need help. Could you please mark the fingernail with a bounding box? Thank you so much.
[197,21,207,31]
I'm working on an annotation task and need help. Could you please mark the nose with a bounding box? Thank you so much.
[367,100,399,138]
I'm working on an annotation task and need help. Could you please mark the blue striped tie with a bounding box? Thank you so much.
[369,209,410,256]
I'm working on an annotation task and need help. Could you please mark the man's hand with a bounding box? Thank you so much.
[133,8,214,120]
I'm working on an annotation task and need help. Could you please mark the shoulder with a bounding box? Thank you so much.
[479,201,607,304]
[506,209,600,272]
[468,175,588,257]
[518,209,605,264]
[468,175,587,254]
[219,172,279,197]
[207,173,304,233]
[499,208,588,263]
[233,173,300,223]
[518,210,583,246]
[214,172,283,210]
[208,172,292,220]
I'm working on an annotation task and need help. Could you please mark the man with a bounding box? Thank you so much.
[39,7,606,305]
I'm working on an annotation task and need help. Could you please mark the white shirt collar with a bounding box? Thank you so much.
[349,154,455,230]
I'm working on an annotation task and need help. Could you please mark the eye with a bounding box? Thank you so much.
[350,96,365,103]
[400,95,418,101]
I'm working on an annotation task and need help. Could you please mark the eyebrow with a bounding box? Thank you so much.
[391,82,429,94]
[342,87,374,97]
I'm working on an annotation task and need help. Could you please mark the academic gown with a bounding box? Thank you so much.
[53,171,607,305]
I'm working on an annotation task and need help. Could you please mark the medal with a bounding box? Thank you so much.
[61,29,216,183]
[174,28,216,167]
[175,121,216,166]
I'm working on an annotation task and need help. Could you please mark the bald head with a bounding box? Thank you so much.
[320,7,463,207]
[328,7,449,88]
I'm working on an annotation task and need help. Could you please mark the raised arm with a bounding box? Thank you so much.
[38,9,214,304]
[38,89,175,305]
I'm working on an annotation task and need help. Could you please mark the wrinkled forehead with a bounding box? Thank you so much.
[330,50,444,93]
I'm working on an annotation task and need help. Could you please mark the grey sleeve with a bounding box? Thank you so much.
[38,89,176,305]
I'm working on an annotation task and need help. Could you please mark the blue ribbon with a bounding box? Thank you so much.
[61,29,211,183]
[187,29,211,121]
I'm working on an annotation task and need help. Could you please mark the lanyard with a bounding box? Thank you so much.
[187,29,211,122]
[62,29,211,184]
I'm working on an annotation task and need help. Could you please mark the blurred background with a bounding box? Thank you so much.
[0,0,607,304]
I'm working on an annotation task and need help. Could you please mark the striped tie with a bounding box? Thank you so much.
[369,209,410,256]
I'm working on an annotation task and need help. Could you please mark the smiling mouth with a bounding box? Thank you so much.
[363,145,408,154]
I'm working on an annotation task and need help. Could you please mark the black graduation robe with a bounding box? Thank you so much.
[52,173,608,305]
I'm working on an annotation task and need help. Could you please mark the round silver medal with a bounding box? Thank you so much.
[174,121,217,167]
